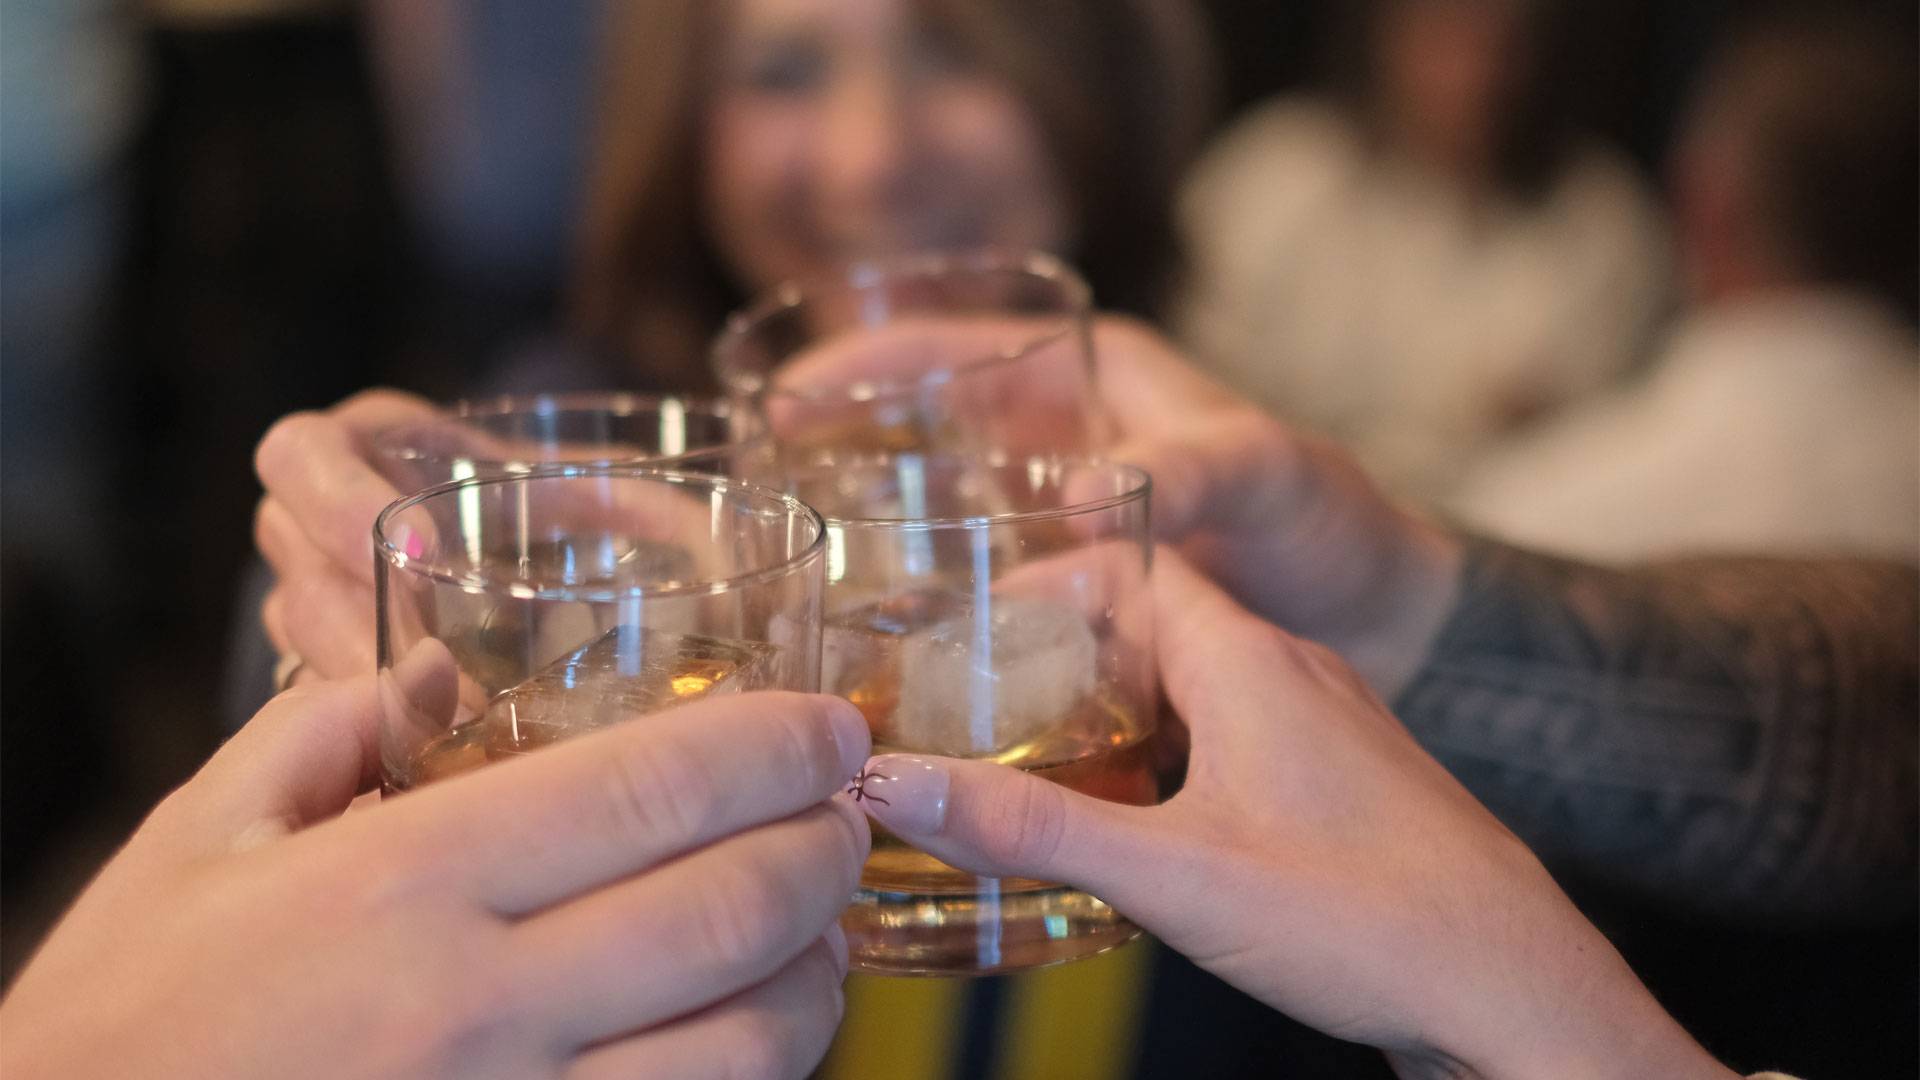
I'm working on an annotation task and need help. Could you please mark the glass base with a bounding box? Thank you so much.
[842,883,1142,976]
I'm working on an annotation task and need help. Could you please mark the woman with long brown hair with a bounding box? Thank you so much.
[570,0,1216,389]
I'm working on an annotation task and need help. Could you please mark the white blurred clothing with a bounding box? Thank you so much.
[1176,100,1674,504]
[1450,291,1920,563]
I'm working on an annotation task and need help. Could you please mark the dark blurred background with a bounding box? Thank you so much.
[2,1,1913,1076]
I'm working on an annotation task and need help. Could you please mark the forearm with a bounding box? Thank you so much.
[1393,537,1919,922]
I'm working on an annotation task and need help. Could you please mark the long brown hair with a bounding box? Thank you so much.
[570,0,1217,390]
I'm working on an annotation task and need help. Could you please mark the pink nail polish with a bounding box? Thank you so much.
[852,755,950,835]
[392,525,426,560]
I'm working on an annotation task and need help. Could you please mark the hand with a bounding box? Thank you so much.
[1089,317,1463,699]
[0,679,873,1080]
[847,554,1735,1080]
[764,315,1463,699]
[254,389,443,684]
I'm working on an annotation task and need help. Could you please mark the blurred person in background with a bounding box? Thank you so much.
[1176,0,1675,505]
[364,0,1216,393]
[230,0,1216,705]
[232,3,1222,1077]
[1450,7,1919,563]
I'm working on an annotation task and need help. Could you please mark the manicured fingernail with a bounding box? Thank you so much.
[389,524,425,560]
[854,755,949,835]
[825,700,873,780]
[823,920,850,979]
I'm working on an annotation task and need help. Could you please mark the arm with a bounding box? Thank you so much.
[848,555,1738,1080]
[1395,538,1919,922]
[1085,319,1916,923]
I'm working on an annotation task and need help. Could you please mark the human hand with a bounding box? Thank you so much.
[0,678,872,1080]
[746,315,1107,456]
[1089,317,1463,699]
[254,389,443,684]
[761,315,1462,698]
[847,554,1735,1080]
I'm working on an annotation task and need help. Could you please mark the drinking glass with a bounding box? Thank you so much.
[374,466,826,793]
[372,392,773,493]
[712,251,1107,456]
[787,451,1157,975]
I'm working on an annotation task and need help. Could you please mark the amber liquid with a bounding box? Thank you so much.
[391,656,740,792]
[844,691,1161,975]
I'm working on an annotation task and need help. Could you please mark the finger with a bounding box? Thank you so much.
[326,386,444,439]
[156,675,388,855]
[1090,316,1243,437]
[254,496,345,586]
[760,316,1066,392]
[385,692,871,914]
[276,565,379,682]
[1148,550,1293,715]
[1108,410,1306,543]
[566,933,847,1080]
[517,799,866,1046]
[988,538,1151,625]
[254,410,408,586]
[849,557,1277,892]
[260,587,292,655]
[851,752,1167,904]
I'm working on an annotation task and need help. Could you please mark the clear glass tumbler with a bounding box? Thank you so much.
[371,392,773,492]
[712,251,1107,457]
[375,466,826,793]
[787,451,1157,975]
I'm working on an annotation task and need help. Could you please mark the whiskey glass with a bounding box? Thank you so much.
[374,466,825,793]
[787,451,1156,975]
[371,392,772,493]
[712,251,1107,457]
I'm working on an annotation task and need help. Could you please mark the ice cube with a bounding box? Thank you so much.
[484,625,779,755]
[896,596,1097,757]
[823,589,1098,757]
[821,588,970,731]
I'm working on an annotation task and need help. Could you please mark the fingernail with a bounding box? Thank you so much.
[854,755,949,835]
[823,920,850,979]
[824,700,873,781]
[389,524,425,560]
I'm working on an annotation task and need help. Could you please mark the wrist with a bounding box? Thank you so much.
[1441,948,1739,1080]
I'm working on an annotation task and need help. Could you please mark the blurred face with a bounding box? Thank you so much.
[702,0,1073,293]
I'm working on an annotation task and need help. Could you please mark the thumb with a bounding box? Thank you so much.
[155,641,460,856]
[159,677,387,855]
[851,753,1170,909]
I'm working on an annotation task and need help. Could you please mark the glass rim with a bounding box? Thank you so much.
[711,248,1092,403]
[371,392,759,473]
[373,464,828,601]
[791,452,1151,531]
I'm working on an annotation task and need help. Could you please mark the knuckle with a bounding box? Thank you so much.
[599,738,718,853]
[255,411,330,482]
[804,801,870,898]
[717,1018,796,1080]
[252,498,277,554]
[264,680,324,719]
[826,800,872,882]
[693,858,788,975]
[768,697,843,797]
[982,772,1067,872]
[406,948,526,1072]
[338,386,409,416]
